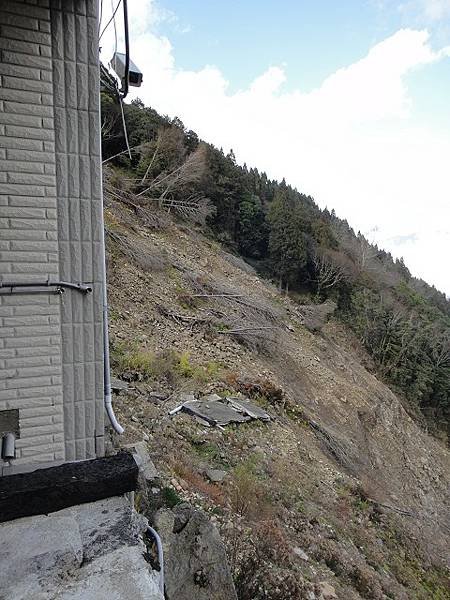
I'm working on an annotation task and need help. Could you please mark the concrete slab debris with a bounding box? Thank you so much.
[111,376,129,392]
[226,397,271,421]
[169,394,271,427]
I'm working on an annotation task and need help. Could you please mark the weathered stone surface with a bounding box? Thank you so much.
[318,581,338,599]
[0,513,83,599]
[205,469,227,483]
[299,300,337,332]
[69,496,145,562]
[293,547,309,561]
[57,546,163,600]
[126,440,159,481]
[111,376,129,392]
[0,496,162,600]
[154,504,237,600]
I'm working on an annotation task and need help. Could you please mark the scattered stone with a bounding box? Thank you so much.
[148,392,167,402]
[111,377,129,392]
[318,581,338,599]
[205,469,227,483]
[293,547,309,561]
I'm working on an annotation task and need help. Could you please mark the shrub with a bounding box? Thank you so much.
[229,459,272,519]
[161,486,182,508]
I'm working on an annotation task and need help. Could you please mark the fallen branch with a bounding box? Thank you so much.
[218,326,277,334]
[371,501,414,517]
[157,306,209,327]
[192,294,243,299]
[102,144,145,164]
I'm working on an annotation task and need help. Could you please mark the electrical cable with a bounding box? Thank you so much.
[146,526,165,596]
[100,0,132,160]
[98,0,103,37]
[98,0,122,41]
[120,0,130,99]
[119,95,132,159]
[111,0,118,59]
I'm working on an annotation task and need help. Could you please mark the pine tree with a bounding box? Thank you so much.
[267,188,307,291]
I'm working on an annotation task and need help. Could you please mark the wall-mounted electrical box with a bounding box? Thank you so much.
[110,52,143,87]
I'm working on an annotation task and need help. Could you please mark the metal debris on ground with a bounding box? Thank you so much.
[169,393,271,427]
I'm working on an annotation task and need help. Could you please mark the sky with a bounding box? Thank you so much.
[100,0,450,295]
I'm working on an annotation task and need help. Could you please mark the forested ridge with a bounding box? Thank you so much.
[101,87,450,438]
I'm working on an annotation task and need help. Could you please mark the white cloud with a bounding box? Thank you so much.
[406,0,450,21]
[100,0,450,295]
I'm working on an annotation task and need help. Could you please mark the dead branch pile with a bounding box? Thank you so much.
[104,142,216,226]
[106,229,170,273]
[103,173,172,231]
[184,274,285,354]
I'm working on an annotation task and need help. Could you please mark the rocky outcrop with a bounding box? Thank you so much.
[154,503,237,600]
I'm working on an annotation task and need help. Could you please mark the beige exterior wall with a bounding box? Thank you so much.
[0,0,105,475]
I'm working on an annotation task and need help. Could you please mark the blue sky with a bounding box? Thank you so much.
[157,0,449,94]
[157,1,382,92]
[101,0,450,294]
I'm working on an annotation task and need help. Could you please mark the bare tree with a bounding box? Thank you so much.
[136,143,208,200]
[355,236,379,272]
[313,252,344,297]
[161,193,216,225]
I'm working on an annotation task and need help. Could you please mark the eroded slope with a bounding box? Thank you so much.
[105,197,449,600]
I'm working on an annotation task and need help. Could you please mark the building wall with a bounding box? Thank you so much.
[0,0,105,474]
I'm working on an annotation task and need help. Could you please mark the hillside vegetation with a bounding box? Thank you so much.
[101,87,449,438]
[100,82,450,599]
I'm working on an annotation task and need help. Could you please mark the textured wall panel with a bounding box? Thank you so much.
[0,0,105,474]
[51,0,105,461]
[0,0,64,475]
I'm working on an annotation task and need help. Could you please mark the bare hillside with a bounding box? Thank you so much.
[105,195,450,600]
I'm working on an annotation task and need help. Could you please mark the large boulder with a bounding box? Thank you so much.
[154,503,237,600]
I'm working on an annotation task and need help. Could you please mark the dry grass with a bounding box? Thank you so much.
[171,460,227,506]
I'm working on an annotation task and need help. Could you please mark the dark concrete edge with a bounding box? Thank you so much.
[0,451,138,524]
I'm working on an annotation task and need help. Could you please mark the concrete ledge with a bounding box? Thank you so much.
[0,451,138,523]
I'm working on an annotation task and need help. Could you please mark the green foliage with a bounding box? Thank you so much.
[267,187,308,289]
[161,486,182,508]
[111,343,222,385]
[237,192,268,258]
[346,288,450,428]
